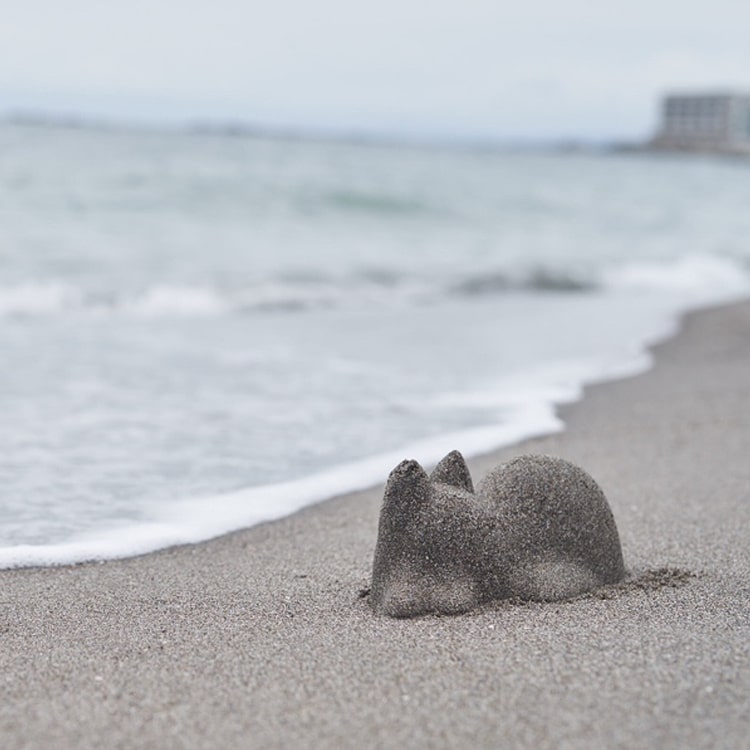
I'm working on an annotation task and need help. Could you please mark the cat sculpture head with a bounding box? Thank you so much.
[370,450,486,617]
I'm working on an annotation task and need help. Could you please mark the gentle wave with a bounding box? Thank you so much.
[0,334,668,569]
[1,254,747,319]
[0,264,744,568]
[0,387,572,567]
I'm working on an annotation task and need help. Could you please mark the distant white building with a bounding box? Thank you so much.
[652,92,750,153]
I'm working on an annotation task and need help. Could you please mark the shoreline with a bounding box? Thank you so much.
[2,299,750,748]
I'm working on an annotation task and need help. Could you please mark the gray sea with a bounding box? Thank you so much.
[1,122,749,566]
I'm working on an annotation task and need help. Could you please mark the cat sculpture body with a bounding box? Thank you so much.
[370,451,625,617]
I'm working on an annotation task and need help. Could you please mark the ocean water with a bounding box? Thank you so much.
[1,122,749,567]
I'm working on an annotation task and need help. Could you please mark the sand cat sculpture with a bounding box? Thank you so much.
[370,451,625,617]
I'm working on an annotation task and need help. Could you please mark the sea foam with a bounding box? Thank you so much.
[0,402,565,568]
[0,338,663,569]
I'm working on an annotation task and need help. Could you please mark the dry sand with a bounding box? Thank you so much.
[2,300,749,749]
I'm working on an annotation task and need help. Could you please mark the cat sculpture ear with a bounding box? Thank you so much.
[429,450,474,493]
[371,459,432,614]
[379,459,431,528]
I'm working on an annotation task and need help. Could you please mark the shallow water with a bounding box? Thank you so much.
[1,123,749,565]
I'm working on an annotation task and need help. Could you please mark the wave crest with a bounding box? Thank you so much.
[1,254,747,320]
[0,281,81,317]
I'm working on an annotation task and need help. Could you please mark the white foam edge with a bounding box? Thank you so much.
[0,343,663,571]
[0,404,565,569]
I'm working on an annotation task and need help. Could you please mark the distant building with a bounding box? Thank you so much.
[651,92,750,153]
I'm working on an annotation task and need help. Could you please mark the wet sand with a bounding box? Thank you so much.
[2,300,749,749]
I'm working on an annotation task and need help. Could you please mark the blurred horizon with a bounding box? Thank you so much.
[0,108,636,150]
[3,1,749,144]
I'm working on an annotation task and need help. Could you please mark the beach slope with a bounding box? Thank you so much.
[1,301,749,749]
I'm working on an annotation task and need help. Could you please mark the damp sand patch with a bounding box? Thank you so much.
[356,568,697,614]
[576,566,697,600]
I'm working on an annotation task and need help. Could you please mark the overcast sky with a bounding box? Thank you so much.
[2,1,749,141]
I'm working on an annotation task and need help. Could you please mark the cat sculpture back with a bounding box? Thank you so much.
[370,451,625,617]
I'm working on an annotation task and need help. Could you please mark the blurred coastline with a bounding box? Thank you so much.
[7,99,750,162]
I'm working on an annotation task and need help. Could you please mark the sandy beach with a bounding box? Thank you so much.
[1,299,749,749]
